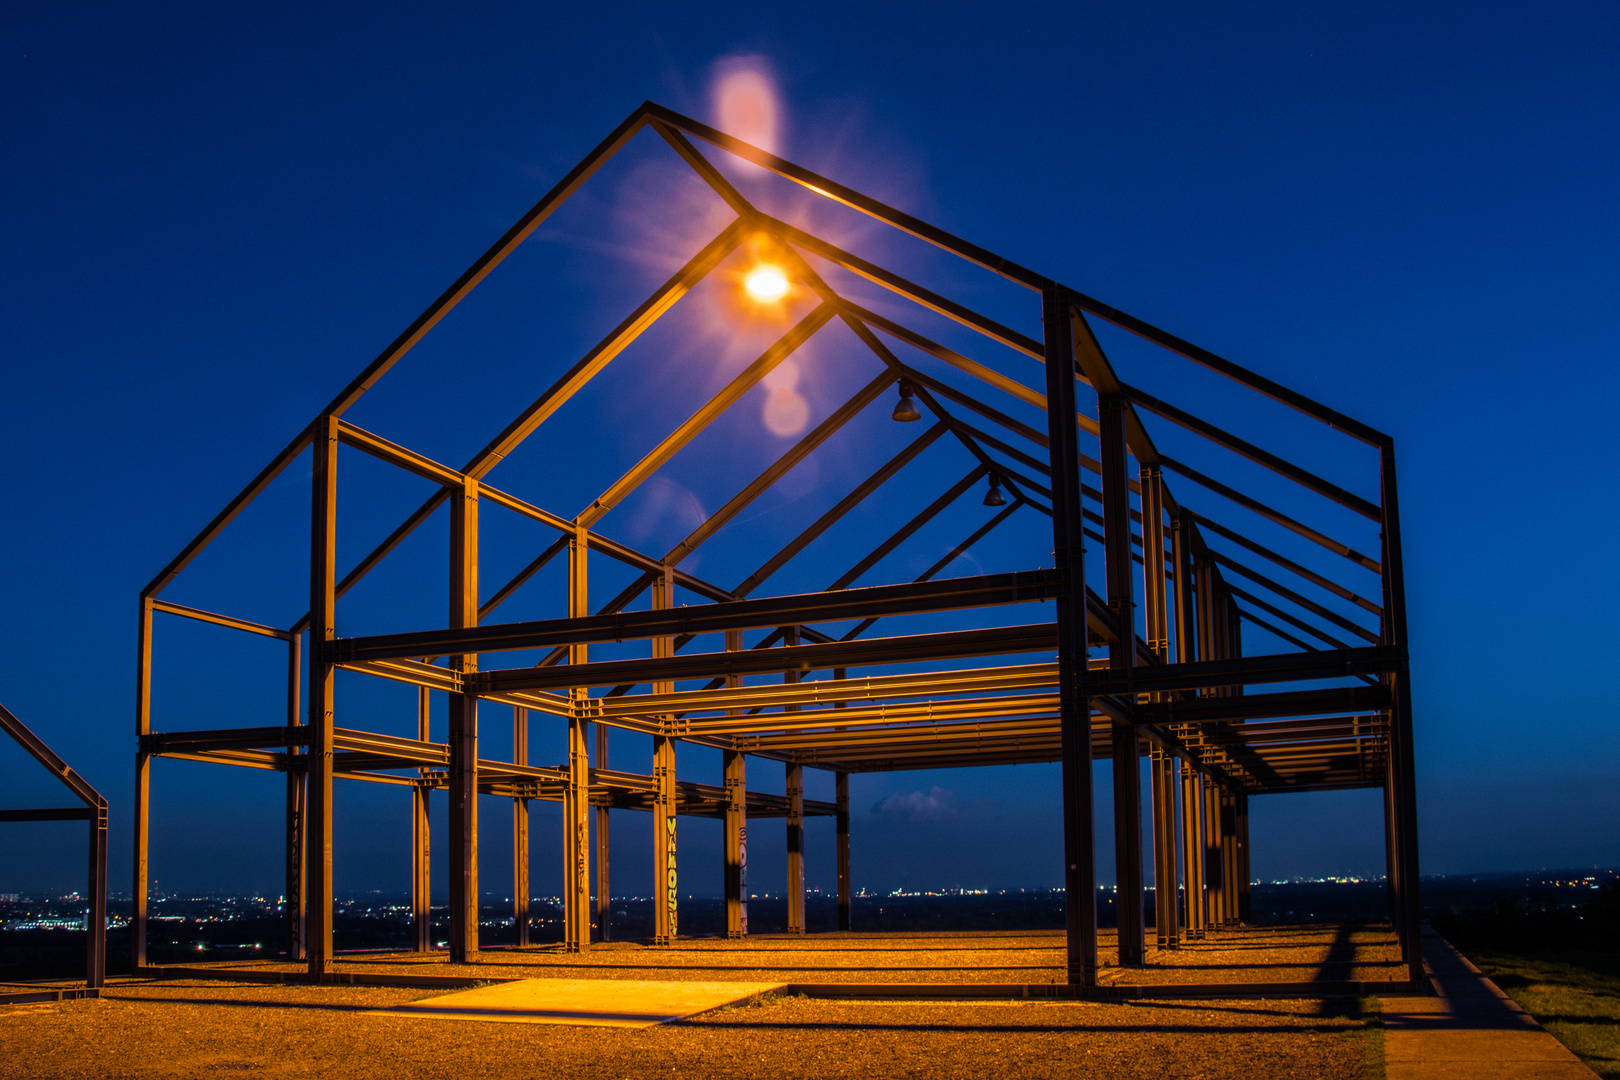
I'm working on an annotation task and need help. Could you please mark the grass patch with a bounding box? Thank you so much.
[1466,950,1620,1079]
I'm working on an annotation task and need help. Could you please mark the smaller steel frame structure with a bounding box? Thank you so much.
[132,102,1422,989]
[1,701,108,997]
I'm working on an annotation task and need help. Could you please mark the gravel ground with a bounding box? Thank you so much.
[163,924,1402,986]
[1,979,1383,1079]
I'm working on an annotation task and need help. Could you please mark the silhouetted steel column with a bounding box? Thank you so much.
[786,761,806,935]
[563,525,591,953]
[1237,794,1252,923]
[652,565,678,946]
[285,634,305,960]
[133,596,153,970]
[447,474,480,964]
[513,705,530,947]
[783,626,805,935]
[595,720,611,942]
[1171,509,1198,943]
[1099,392,1144,967]
[1044,288,1098,987]
[1379,443,1424,986]
[86,796,107,988]
[836,771,851,932]
[724,747,748,938]
[723,629,747,939]
[1141,464,1177,951]
[412,686,431,952]
[1221,791,1239,927]
[1181,764,1204,941]
[306,413,338,975]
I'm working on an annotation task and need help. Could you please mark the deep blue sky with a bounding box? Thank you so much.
[2,1,1617,902]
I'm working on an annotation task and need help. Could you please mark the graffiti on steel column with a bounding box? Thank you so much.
[665,814,678,935]
[738,825,748,934]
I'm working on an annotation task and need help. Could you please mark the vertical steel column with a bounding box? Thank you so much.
[723,630,747,939]
[305,414,338,975]
[1099,393,1144,967]
[1237,794,1252,924]
[836,771,851,932]
[412,686,432,952]
[1379,443,1424,986]
[563,525,591,953]
[1141,465,1177,952]
[595,720,611,942]
[1203,781,1224,930]
[1181,764,1204,941]
[783,625,805,936]
[652,733,678,944]
[86,798,106,989]
[285,633,305,960]
[132,596,153,970]
[1221,791,1239,927]
[652,565,678,946]
[1044,288,1098,987]
[724,747,748,938]
[1171,510,1198,943]
[786,761,805,934]
[447,475,480,964]
[512,706,529,948]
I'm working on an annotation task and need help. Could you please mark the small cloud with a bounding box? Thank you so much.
[872,786,958,822]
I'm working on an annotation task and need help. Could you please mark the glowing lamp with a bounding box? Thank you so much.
[983,475,1007,506]
[892,380,921,422]
[743,265,790,303]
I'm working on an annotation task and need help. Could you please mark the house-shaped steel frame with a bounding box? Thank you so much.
[132,102,1422,989]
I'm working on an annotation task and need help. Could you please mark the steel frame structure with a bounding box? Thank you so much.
[2,702,107,996]
[132,102,1422,988]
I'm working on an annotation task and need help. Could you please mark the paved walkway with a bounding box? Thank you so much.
[1383,927,1597,1079]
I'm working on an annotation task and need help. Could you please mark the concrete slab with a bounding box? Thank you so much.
[1383,928,1597,1079]
[369,977,785,1029]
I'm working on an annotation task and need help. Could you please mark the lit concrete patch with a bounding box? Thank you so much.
[370,978,785,1029]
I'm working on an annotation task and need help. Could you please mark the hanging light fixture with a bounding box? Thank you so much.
[983,474,1007,506]
[891,380,921,422]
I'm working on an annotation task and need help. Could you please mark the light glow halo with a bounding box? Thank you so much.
[743,264,790,303]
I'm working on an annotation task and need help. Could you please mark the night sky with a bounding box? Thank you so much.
[2,2,1617,903]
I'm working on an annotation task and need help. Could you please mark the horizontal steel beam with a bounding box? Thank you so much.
[476,623,1060,694]
[327,571,1066,664]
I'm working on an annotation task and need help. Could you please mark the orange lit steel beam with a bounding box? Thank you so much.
[578,302,835,528]
[652,102,1390,449]
[663,371,896,568]
[1120,381,1379,521]
[282,222,751,633]
[470,219,752,480]
[1160,452,1381,573]
[331,570,1062,665]
[844,300,1084,430]
[682,696,1062,737]
[142,108,658,600]
[150,600,294,642]
[589,661,1057,719]
[477,623,1058,695]
[767,216,1044,359]
[644,103,1053,291]
[731,422,948,598]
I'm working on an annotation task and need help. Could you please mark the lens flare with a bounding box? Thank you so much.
[744,265,789,303]
[711,57,780,158]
